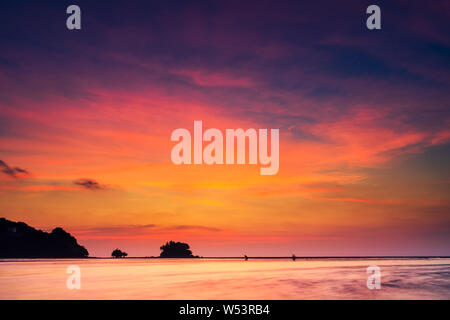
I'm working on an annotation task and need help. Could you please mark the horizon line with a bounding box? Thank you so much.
[8,255,446,259]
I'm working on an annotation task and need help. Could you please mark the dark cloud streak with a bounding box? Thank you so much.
[73,224,222,238]
[0,160,29,179]
[73,178,107,190]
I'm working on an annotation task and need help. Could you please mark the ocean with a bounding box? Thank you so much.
[1,257,449,299]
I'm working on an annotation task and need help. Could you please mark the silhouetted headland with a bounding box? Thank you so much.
[160,241,198,258]
[0,217,88,258]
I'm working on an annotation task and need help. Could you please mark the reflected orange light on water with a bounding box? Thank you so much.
[1,258,449,299]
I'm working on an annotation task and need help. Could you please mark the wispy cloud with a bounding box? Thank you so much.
[72,224,222,239]
[73,178,107,190]
[0,160,29,179]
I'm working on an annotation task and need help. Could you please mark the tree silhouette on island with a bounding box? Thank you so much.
[160,241,198,258]
[111,248,128,258]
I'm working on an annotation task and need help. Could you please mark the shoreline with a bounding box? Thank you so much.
[1,256,450,260]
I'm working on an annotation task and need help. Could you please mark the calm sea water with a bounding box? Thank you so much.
[1,258,449,299]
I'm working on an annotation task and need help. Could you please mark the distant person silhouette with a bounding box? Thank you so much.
[292,254,296,261]
[244,255,248,261]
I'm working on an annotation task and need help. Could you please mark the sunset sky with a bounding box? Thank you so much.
[0,0,449,257]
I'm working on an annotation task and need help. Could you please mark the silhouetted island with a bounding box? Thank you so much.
[111,248,128,258]
[0,217,89,258]
[160,241,198,258]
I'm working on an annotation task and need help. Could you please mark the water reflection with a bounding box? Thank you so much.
[0,258,449,299]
